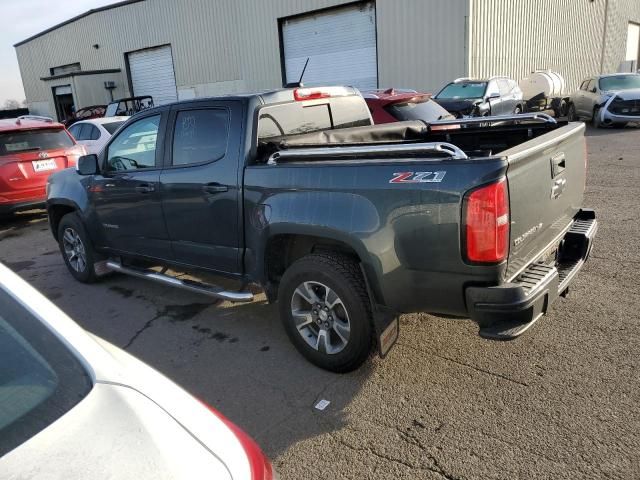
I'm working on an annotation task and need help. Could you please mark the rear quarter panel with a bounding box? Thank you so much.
[244,157,508,315]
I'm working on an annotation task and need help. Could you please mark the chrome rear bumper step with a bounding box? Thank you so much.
[105,260,254,303]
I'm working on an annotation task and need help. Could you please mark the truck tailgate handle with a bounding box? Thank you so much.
[203,183,228,194]
[551,177,567,199]
[551,152,566,177]
[135,183,155,193]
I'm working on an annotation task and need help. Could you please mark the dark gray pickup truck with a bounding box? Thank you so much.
[46,86,597,372]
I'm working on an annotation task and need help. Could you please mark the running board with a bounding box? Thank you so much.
[105,260,254,303]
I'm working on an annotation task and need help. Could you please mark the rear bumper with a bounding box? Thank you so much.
[465,209,597,340]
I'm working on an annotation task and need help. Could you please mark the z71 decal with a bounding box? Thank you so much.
[389,171,446,184]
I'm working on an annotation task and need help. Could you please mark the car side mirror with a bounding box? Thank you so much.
[77,154,99,175]
[590,87,597,93]
[487,92,500,100]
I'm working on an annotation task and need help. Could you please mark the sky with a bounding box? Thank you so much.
[0,0,118,105]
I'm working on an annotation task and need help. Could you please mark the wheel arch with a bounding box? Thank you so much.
[47,200,80,241]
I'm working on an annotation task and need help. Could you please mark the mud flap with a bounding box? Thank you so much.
[373,310,399,358]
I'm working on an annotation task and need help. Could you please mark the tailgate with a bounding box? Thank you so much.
[502,122,586,279]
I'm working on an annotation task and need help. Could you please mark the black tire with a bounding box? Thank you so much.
[612,122,627,129]
[592,106,602,128]
[567,103,577,122]
[278,252,374,373]
[514,105,522,115]
[57,212,101,283]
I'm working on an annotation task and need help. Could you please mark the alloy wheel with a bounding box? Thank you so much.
[62,227,87,273]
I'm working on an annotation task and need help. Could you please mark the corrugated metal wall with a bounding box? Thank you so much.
[469,0,640,93]
[16,0,468,113]
[16,0,640,114]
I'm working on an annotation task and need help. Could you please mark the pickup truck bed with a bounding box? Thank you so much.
[46,87,597,372]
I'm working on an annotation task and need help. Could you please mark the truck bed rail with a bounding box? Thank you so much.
[267,142,468,165]
[429,113,557,128]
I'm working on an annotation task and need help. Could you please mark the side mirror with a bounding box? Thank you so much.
[590,87,597,93]
[487,92,501,100]
[77,154,99,175]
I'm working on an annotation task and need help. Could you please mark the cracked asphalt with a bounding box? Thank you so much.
[1,125,639,479]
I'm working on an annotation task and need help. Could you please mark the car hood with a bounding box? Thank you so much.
[432,98,479,113]
[607,88,640,100]
[0,383,232,480]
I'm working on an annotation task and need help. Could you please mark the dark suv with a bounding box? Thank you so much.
[433,76,524,118]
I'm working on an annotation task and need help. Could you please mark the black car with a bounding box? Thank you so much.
[433,76,525,118]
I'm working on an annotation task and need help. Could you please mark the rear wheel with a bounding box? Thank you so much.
[57,213,101,283]
[278,252,374,372]
[567,103,578,122]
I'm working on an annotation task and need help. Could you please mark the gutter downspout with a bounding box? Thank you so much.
[599,0,610,74]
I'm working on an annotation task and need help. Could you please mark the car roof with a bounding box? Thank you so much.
[362,88,431,106]
[0,117,64,132]
[73,116,130,126]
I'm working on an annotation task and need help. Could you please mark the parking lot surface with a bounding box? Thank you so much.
[1,126,638,479]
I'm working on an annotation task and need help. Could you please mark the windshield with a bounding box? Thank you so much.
[386,97,454,121]
[0,287,91,456]
[0,129,74,155]
[103,121,125,135]
[598,75,640,91]
[436,82,487,100]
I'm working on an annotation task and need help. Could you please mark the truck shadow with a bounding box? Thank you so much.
[584,123,640,137]
[80,272,374,462]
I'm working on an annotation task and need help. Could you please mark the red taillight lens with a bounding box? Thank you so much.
[293,87,331,101]
[464,178,509,263]
[201,401,273,480]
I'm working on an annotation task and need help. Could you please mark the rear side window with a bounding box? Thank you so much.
[0,129,74,156]
[0,288,91,456]
[258,96,371,140]
[386,97,454,122]
[172,109,229,166]
[102,122,124,135]
[88,125,100,140]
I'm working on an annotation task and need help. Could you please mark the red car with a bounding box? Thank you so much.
[0,116,84,216]
[362,88,456,126]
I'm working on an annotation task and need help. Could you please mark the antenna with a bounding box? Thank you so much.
[285,57,310,88]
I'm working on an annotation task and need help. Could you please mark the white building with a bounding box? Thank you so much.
[14,0,640,121]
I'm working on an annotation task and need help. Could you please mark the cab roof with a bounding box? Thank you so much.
[0,117,64,133]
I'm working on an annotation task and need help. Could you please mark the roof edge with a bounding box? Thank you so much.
[14,0,146,48]
[40,69,122,81]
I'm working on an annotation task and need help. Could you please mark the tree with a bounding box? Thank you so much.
[3,99,20,110]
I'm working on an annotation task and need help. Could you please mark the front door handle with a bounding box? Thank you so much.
[203,183,228,194]
[135,183,155,193]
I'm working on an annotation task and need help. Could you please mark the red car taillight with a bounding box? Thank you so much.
[201,401,273,480]
[464,178,509,263]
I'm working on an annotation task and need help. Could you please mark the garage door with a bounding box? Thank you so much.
[282,2,377,90]
[128,45,178,106]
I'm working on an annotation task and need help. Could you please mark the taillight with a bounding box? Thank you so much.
[201,401,273,480]
[293,87,331,101]
[464,178,509,263]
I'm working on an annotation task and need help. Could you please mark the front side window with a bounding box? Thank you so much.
[586,79,596,92]
[0,288,91,456]
[106,115,160,171]
[0,129,74,156]
[436,82,487,100]
[172,109,229,166]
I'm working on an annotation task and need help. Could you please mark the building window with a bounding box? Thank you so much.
[50,63,81,76]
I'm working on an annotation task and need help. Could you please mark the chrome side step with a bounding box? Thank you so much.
[105,260,254,303]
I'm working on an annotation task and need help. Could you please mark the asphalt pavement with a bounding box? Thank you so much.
[1,125,638,479]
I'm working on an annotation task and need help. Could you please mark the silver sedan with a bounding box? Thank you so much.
[0,262,275,480]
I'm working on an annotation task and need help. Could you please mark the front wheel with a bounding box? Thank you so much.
[278,253,374,373]
[57,213,101,283]
[592,106,603,128]
[514,105,522,115]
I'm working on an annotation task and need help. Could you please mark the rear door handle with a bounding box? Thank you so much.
[202,183,228,194]
[135,183,155,193]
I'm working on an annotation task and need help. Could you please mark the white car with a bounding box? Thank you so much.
[568,73,640,127]
[0,262,275,479]
[67,116,129,154]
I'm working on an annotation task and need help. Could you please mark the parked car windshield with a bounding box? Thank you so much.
[598,75,640,91]
[436,82,487,100]
[102,121,125,135]
[386,97,455,121]
[0,287,92,456]
[0,129,74,155]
